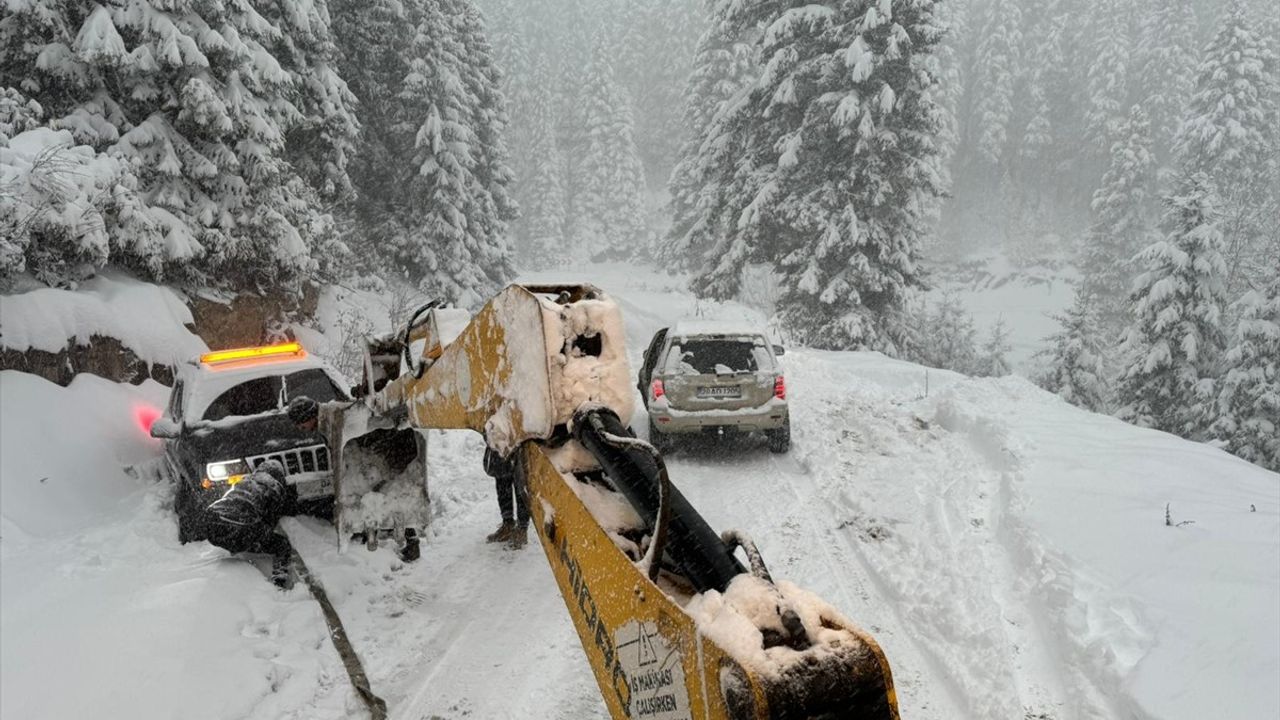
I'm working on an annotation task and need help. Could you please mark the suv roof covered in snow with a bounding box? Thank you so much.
[174,344,349,424]
[668,320,771,339]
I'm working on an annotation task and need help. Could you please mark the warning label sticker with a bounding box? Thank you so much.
[615,620,691,720]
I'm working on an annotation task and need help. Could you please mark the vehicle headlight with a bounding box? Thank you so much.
[205,459,251,484]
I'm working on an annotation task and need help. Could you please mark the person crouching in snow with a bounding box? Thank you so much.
[204,459,296,588]
[483,447,529,549]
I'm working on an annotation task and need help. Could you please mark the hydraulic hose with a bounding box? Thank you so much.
[570,406,744,593]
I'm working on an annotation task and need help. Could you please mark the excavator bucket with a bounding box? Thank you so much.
[316,303,471,555]
[323,416,430,555]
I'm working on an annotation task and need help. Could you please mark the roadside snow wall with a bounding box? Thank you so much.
[1,273,206,385]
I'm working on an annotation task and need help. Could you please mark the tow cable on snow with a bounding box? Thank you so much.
[289,546,389,720]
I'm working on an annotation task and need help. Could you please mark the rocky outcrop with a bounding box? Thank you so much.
[1,281,320,387]
[0,335,174,386]
[187,283,319,351]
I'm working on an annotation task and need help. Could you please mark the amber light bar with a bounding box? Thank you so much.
[200,342,304,365]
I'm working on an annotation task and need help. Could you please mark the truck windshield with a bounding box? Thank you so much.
[202,376,282,421]
[200,369,343,422]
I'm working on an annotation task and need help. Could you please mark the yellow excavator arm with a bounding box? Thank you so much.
[323,284,899,719]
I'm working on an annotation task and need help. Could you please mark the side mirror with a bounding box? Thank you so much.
[773,345,786,356]
[150,418,183,439]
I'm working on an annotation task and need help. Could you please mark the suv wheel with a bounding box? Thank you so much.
[648,418,673,454]
[766,420,791,454]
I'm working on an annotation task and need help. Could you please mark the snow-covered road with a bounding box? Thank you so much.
[2,265,1276,720]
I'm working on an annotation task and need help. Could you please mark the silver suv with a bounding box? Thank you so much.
[638,322,789,453]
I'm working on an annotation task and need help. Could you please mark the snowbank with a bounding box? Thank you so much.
[0,370,349,720]
[931,377,1280,719]
[0,371,169,538]
[779,350,1279,719]
[0,272,207,367]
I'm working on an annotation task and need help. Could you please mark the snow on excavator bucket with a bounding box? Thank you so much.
[315,303,470,555]
[322,416,429,556]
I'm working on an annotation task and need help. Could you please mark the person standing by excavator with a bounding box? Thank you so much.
[483,447,529,549]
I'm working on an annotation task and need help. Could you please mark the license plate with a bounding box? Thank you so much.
[294,476,333,499]
[697,385,741,399]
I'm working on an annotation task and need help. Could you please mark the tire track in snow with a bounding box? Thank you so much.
[933,382,1159,720]
[285,429,605,720]
[788,372,978,719]
[785,352,1040,719]
[665,390,972,719]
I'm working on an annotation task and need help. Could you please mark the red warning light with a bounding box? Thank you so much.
[135,405,161,434]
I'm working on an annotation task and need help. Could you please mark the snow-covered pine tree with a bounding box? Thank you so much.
[1,0,352,289]
[0,87,43,140]
[1116,172,1228,437]
[1019,0,1092,199]
[0,109,133,284]
[1018,68,1049,169]
[549,0,594,247]
[482,0,536,241]
[254,0,361,282]
[615,0,702,179]
[916,291,979,374]
[978,318,1013,377]
[969,0,1021,169]
[519,54,567,269]
[256,0,359,204]
[573,36,649,259]
[663,0,757,270]
[1038,292,1111,412]
[692,0,947,350]
[453,0,519,259]
[1135,0,1197,159]
[1014,0,1054,168]
[1078,105,1157,332]
[932,0,968,172]
[1083,0,1133,158]
[394,0,517,306]
[1172,0,1279,295]
[329,0,415,267]
[1211,271,1280,471]
[485,0,531,102]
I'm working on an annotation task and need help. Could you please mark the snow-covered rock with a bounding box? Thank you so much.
[1,272,207,370]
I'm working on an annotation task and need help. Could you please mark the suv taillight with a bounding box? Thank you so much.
[651,378,665,400]
[774,376,786,400]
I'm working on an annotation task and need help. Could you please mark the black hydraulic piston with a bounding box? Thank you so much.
[570,406,744,593]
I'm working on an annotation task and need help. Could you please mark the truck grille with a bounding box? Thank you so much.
[247,444,330,477]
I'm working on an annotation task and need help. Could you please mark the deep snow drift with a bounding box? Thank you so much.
[1,265,1276,720]
[0,272,209,368]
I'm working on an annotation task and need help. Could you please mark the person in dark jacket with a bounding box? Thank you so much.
[483,447,529,549]
[204,459,296,587]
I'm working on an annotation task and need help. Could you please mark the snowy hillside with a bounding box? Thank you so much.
[1,267,1277,720]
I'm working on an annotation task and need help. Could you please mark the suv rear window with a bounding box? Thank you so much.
[665,339,769,375]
